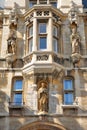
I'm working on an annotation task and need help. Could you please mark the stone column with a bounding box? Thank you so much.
[48,17,53,62]
[37,0,40,4]
[48,17,53,51]
[47,0,50,4]
[74,69,81,110]
[32,12,37,52]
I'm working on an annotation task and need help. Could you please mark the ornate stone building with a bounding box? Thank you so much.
[0,0,87,130]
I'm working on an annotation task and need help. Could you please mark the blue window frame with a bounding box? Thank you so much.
[39,37,47,49]
[64,93,74,105]
[63,78,74,105]
[64,79,73,90]
[39,23,46,33]
[39,23,47,50]
[14,80,23,90]
[82,0,87,8]
[12,78,23,106]
[13,93,22,105]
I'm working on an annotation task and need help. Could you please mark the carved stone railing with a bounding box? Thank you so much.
[37,54,49,61]
[53,54,64,65]
[23,54,33,65]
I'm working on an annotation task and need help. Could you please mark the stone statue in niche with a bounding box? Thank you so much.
[7,29,17,54]
[38,82,48,113]
[70,25,80,54]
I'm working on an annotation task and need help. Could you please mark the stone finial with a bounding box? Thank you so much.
[68,0,78,24]
[9,2,18,28]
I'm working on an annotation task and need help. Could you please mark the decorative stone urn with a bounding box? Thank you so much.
[6,53,16,68]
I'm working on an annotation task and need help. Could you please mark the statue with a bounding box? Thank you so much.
[38,82,48,113]
[7,30,16,54]
[70,25,80,54]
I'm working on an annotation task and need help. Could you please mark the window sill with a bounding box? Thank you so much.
[61,104,78,109]
[9,102,24,109]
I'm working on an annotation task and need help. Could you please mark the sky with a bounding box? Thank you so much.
[0,0,5,8]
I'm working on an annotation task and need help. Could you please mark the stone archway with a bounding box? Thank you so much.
[18,121,68,130]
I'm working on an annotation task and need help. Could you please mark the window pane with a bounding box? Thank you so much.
[82,0,87,8]
[64,93,73,105]
[39,23,46,33]
[53,38,58,52]
[29,38,33,52]
[29,1,36,8]
[51,2,57,7]
[64,79,73,90]
[39,37,47,49]
[14,93,22,105]
[14,80,23,90]
[40,1,47,4]
[53,26,58,37]
[29,26,33,37]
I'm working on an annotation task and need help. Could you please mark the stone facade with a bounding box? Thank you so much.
[0,0,87,130]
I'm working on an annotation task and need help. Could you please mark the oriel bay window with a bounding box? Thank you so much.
[28,25,33,53]
[53,25,59,53]
[63,78,74,105]
[38,22,47,50]
[11,77,23,106]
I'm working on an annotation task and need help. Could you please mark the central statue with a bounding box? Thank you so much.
[38,82,48,113]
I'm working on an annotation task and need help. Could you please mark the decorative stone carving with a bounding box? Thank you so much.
[7,29,17,54]
[68,1,78,24]
[23,54,32,65]
[37,55,49,61]
[53,55,64,65]
[52,13,61,23]
[71,53,81,68]
[38,82,48,114]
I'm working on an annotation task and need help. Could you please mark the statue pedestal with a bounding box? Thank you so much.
[6,53,16,67]
[38,111,48,115]
[71,53,81,67]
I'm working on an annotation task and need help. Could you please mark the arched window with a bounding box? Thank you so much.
[63,77,74,105]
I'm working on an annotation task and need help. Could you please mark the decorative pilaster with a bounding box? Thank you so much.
[48,17,53,51]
